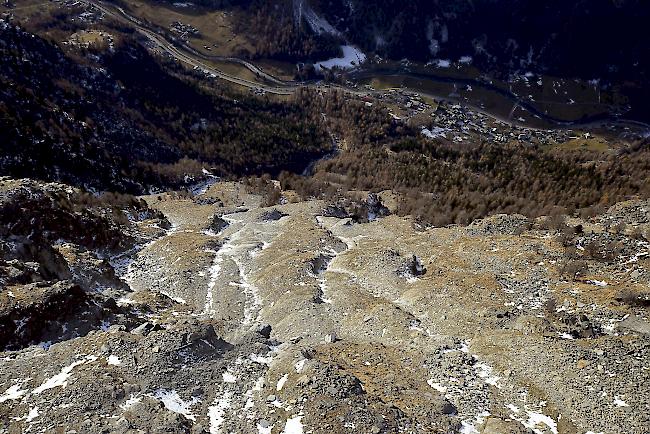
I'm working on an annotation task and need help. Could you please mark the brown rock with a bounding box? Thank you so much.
[481,417,529,434]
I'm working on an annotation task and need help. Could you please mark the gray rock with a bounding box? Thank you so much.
[257,324,272,339]
[619,315,650,335]
[131,322,153,336]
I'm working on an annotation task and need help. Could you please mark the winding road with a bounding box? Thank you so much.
[87,0,297,94]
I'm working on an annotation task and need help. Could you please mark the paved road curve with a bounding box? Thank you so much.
[87,0,297,94]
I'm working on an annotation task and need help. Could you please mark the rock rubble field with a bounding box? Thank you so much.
[1,178,649,433]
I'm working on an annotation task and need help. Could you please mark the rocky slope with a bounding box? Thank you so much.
[0,177,168,351]
[1,177,648,433]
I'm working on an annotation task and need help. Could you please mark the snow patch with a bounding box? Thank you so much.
[613,396,629,407]
[160,290,187,304]
[257,421,274,434]
[460,411,490,434]
[475,362,501,387]
[16,406,40,423]
[293,0,340,37]
[426,379,447,393]
[153,389,200,421]
[120,394,142,410]
[222,372,237,383]
[26,406,39,422]
[32,355,96,394]
[208,391,232,434]
[0,384,28,403]
[294,359,307,373]
[282,415,304,434]
[276,373,289,391]
[250,353,274,365]
[253,376,265,391]
[522,410,558,434]
[315,46,366,72]
[421,126,447,139]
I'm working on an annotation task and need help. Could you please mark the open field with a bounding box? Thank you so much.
[119,0,253,57]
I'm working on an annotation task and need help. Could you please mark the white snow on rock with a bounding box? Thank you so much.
[276,373,289,391]
[13,406,40,422]
[459,411,490,434]
[426,379,447,393]
[153,389,200,421]
[230,256,263,326]
[257,421,274,434]
[208,391,232,434]
[315,46,366,72]
[475,362,501,387]
[250,353,274,365]
[460,420,479,434]
[203,213,263,324]
[522,410,558,434]
[293,0,340,37]
[107,355,122,366]
[294,359,307,373]
[0,384,28,403]
[119,394,142,410]
[160,291,187,304]
[204,218,239,316]
[253,376,265,391]
[24,406,39,422]
[189,175,219,196]
[508,402,558,434]
[222,372,237,383]
[281,415,304,434]
[613,396,629,407]
[32,355,97,394]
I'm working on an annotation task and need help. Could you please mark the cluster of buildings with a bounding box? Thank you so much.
[364,87,573,147]
[424,102,573,146]
[170,21,199,40]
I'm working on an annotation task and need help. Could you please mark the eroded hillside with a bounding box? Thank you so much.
[1,178,648,433]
